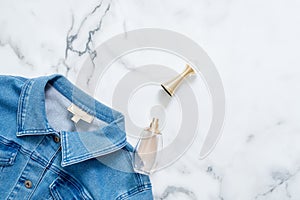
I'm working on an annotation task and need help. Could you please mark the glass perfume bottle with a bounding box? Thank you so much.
[133,118,163,175]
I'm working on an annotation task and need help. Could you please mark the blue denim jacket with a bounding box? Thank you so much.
[0,74,153,200]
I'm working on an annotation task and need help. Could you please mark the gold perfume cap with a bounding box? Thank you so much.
[161,64,195,96]
[147,118,160,134]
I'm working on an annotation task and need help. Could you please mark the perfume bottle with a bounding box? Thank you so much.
[133,118,163,175]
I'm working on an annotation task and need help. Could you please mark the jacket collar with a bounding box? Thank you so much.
[16,74,127,167]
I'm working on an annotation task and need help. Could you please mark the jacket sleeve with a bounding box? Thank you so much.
[128,189,153,200]
[116,185,153,200]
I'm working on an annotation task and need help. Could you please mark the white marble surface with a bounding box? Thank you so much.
[1,0,300,199]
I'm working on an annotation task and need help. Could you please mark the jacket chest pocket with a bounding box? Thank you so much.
[0,139,19,172]
[49,176,94,200]
[0,137,21,199]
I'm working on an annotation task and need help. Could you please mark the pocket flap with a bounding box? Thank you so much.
[0,140,19,166]
[50,176,93,200]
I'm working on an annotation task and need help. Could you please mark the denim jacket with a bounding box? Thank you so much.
[0,74,153,200]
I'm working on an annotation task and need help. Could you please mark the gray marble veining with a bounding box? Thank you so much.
[1,0,300,199]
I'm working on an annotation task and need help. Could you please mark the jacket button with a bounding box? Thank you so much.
[53,136,60,143]
[24,180,32,188]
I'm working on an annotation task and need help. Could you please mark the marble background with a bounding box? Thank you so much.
[1,0,300,199]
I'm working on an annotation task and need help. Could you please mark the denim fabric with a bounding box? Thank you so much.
[0,74,153,200]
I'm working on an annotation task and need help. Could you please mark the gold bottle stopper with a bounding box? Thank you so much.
[161,64,195,96]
